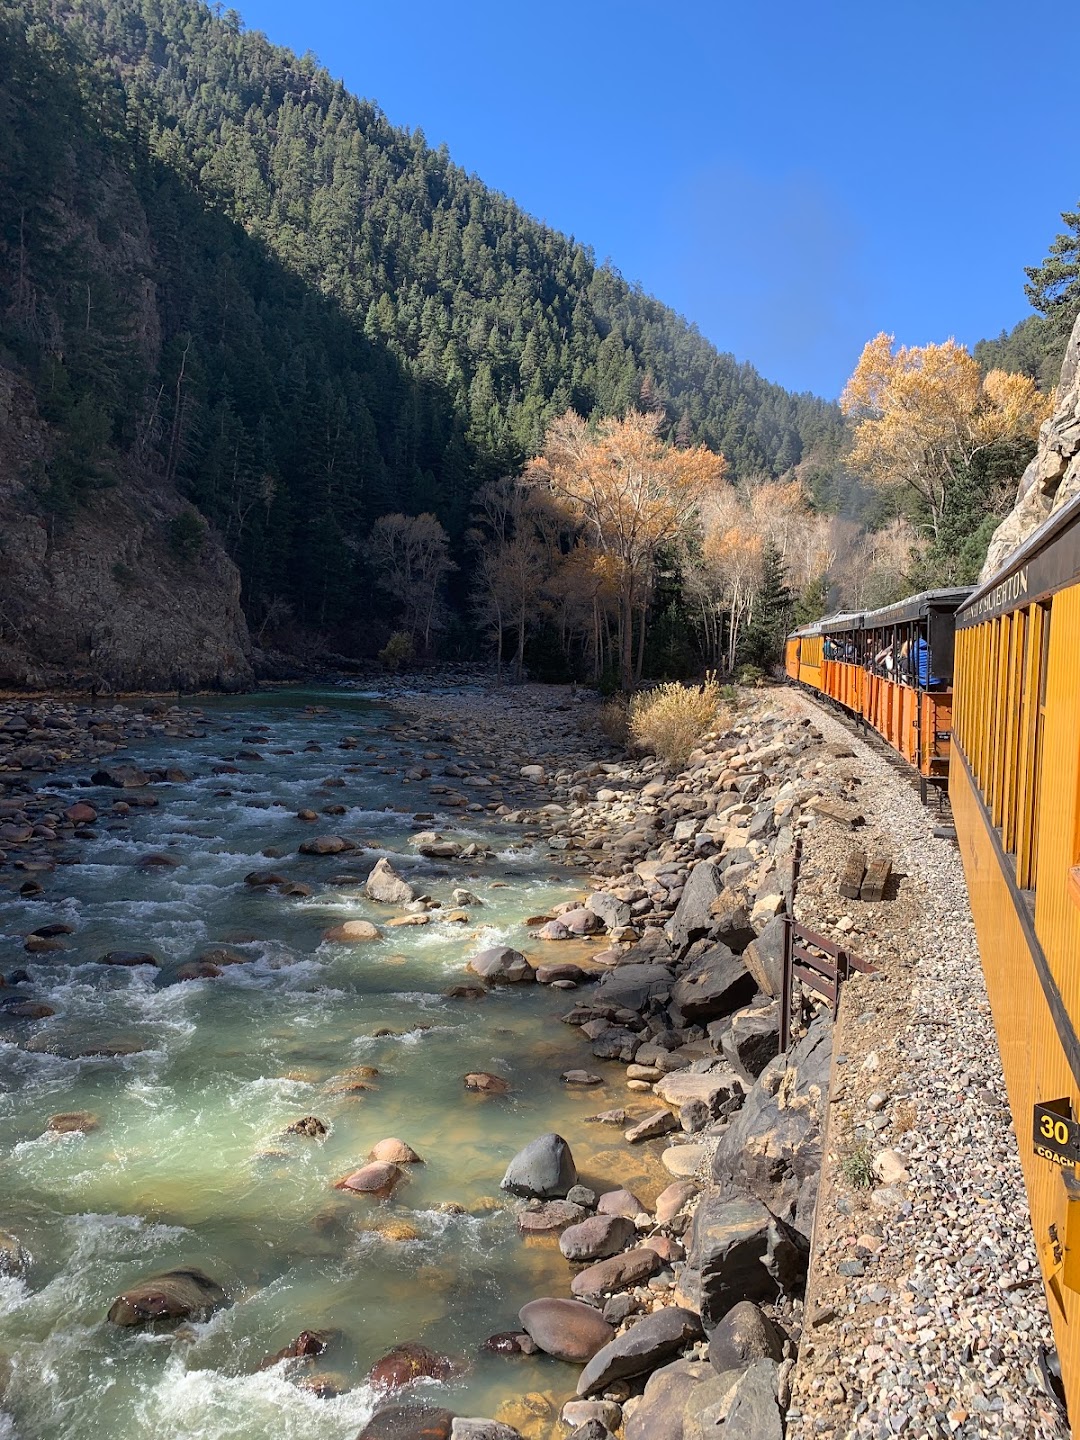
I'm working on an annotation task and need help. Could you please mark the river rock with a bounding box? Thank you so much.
[518,1297,614,1362]
[570,1247,661,1298]
[65,802,97,825]
[335,1161,404,1198]
[517,1200,588,1234]
[562,907,604,936]
[370,1138,422,1164]
[707,1301,783,1375]
[464,1072,511,1094]
[654,1180,699,1225]
[451,1421,524,1440]
[284,1116,328,1138]
[0,1231,29,1278]
[562,1402,622,1433]
[559,1213,636,1262]
[324,920,381,942]
[107,1267,229,1326]
[98,950,160,967]
[468,947,534,983]
[366,859,418,905]
[46,1111,99,1134]
[91,764,149,788]
[501,1134,576,1198]
[358,1406,455,1440]
[260,1328,333,1369]
[370,1342,454,1391]
[299,834,351,856]
[577,1307,704,1395]
[481,1331,539,1356]
[676,1194,808,1328]
[538,919,570,941]
[597,1188,649,1221]
[176,959,223,981]
[671,945,755,1024]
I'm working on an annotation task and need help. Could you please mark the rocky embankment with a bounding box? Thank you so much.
[362,684,848,1440]
[982,308,1080,577]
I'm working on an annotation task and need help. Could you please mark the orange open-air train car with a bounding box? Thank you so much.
[785,589,971,796]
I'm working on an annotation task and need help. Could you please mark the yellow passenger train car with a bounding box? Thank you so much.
[785,589,971,798]
[950,491,1080,1418]
[786,499,1080,1416]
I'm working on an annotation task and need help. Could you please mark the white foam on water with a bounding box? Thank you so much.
[0,1276,30,1318]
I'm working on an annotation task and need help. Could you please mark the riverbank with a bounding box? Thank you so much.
[0,678,1064,1440]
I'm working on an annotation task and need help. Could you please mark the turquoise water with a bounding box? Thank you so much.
[0,690,660,1439]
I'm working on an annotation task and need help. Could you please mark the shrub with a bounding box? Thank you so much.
[737,663,767,688]
[598,696,629,747]
[628,676,728,769]
[378,631,414,671]
[167,509,206,565]
[839,1144,875,1190]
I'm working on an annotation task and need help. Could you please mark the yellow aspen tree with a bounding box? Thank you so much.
[527,410,724,689]
[840,334,1050,539]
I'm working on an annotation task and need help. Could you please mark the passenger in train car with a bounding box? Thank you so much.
[914,633,941,688]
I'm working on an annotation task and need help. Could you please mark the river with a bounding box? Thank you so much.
[0,688,663,1439]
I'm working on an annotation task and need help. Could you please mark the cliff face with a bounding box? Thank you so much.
[981,310,1080,579]
[0,368,252,693]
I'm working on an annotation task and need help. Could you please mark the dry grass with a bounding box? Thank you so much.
[628,677,729,769]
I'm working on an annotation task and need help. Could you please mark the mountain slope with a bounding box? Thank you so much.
[0,0,846,678]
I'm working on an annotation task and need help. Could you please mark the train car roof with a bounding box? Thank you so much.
[859,587,973,629]
[818,611,863,634]
[958,488,1080,623]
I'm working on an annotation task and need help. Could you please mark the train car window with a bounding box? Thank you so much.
[1023,601,1052,893]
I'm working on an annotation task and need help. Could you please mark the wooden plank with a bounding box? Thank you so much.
[806,797,864,829]
[860,857,892,903]
[839,848,867,900]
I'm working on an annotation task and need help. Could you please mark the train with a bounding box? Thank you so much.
[785,489,1080,1420]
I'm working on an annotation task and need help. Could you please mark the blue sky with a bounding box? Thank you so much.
[233,0,1079,400]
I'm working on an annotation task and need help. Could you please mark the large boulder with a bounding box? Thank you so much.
[501,1134,576,1198]
[712,1359,782,1440]
[676,1194,807,1329]
[741,916,786,999]
[624,1359,711,1440]
[715,1002,781,1079]
[706,892,755,953]
[671,946,755,1023]
[107,1267,229,1326]
[707,1302,783,1375]
[518,1297,614,1362]
[91,764,149,788]
[666,862,725,954]
[468,947,534,984]
[576,1307,703,1396]
[598,963,675,1013]
[366,859,418,905]
[653,1065,745,1115]
[587,892,632,930]
[709,1014,831,1236]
